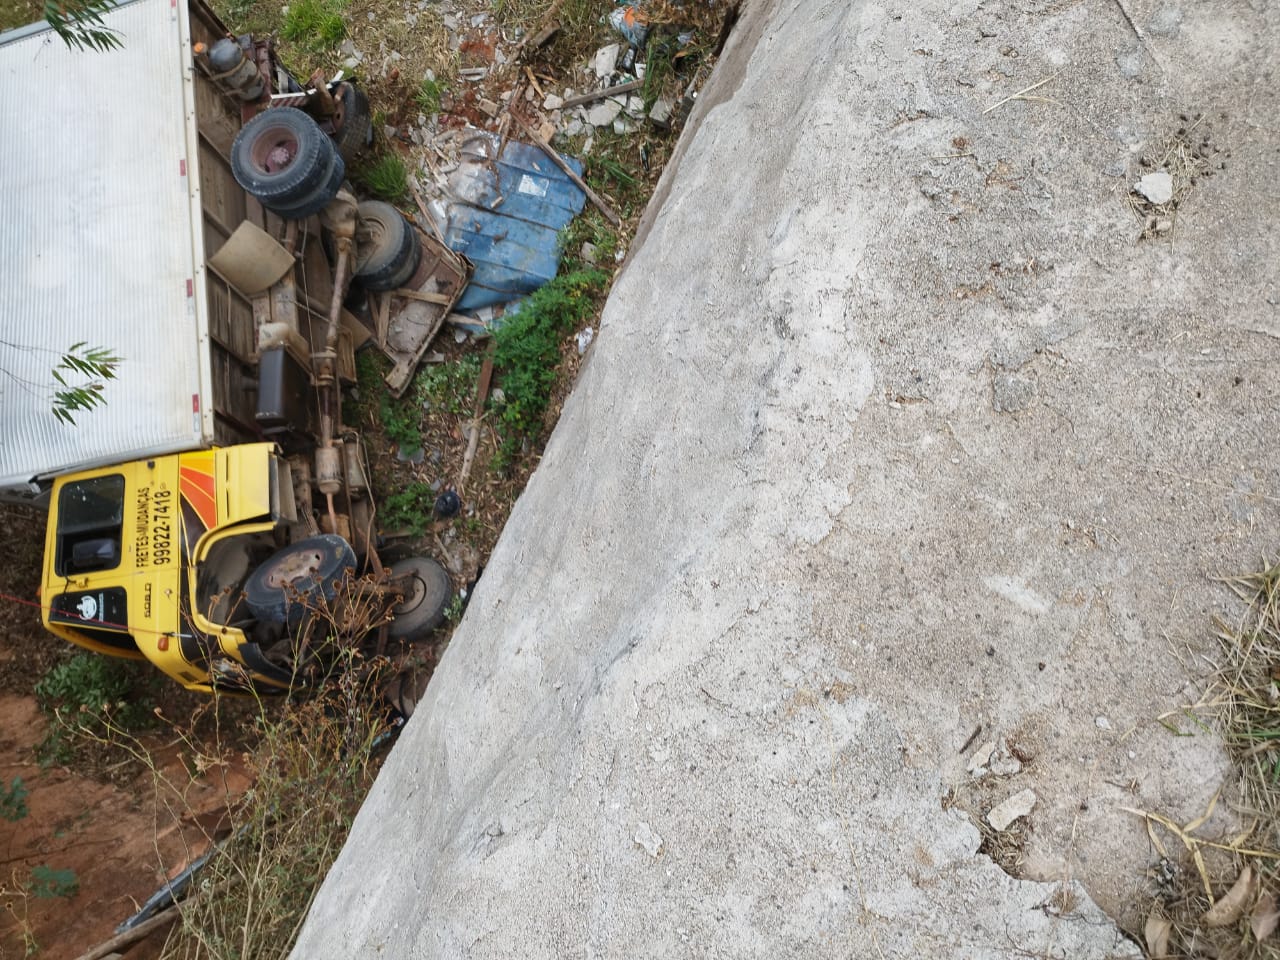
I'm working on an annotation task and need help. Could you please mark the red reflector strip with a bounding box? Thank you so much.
[192,394,200,414]
[179,158,186,177]
[186,278,193,297]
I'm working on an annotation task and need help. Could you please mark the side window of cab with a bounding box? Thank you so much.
[55,474,126,576]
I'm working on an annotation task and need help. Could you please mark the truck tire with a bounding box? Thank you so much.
[231,107,334,206]
[387,556,451,640]
[354,201,421,293]
[263,149,346,221]
[332,83,371,166]
[244,535,357,627]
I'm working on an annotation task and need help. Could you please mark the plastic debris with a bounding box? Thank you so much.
[434,489,461,517]
[609,3,650,47]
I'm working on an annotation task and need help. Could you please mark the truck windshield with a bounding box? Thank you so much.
[55,475,125,576]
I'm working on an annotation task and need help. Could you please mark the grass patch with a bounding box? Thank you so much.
[1132,562,1280,959]
[34,652,156,765]
[491,269,607,465]
[414,76,446,116]
[413,355,480,417]
[280,0,346,52]
[380,481,436,536]
[0,0,41,31]
[358,152,410,205]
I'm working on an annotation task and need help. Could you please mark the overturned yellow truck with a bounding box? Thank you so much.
[0,0,457,695]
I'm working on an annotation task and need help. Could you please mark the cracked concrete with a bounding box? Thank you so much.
[292,0,1279,955]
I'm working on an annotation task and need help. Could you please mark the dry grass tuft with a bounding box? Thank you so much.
[1133,561,1280,959]
[1126,113,1226,241]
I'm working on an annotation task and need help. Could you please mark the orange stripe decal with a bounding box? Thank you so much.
[180,464,218,530]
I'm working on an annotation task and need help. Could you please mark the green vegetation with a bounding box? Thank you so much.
[413,355,480,416]
[380,482,435,535]
[34,653,156,764]
[280,0,346,51]
[491,269,607,464]
[0,776,28,822]
[378,391,421,456]
[414,76,446,116]
[560,212,619,269]
[27,866,78,900]
[358,153,410,205]
[443,594,465,623]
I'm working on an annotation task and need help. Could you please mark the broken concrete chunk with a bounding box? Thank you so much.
[1134,171,1174,205]
[543,94,564,110]
[634,822,664,858]
[585,99,622,128]
[478,98,499,117]
[987,788,1037,832]
[580,241,599,264]
[649,97,674,126]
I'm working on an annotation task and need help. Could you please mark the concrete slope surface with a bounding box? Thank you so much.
[293,0,1279,955]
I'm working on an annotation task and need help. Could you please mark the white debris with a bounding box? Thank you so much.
[1134,171,1174,205]
[613,117,637,135]
[585,99,622,128]
[987,789,1037,832]
[1094,715,1112,731]
[624,95,646,119]
[967,740,996,775]
[649,97,674,125]
[543,94,564,110]
[634,822,663,858]
[576,327,595,355]
[593,43,621,79]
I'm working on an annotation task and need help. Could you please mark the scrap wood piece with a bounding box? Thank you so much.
[982,72,1061,114]
[457,342,497,494]
[74,891,209,960]
[394,288,455,306]
[411,185,448,246]
[524,66,546,100]
[511,113,620,227]
[560,79,643,110]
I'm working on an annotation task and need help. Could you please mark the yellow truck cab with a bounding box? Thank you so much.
[42,446,299,691]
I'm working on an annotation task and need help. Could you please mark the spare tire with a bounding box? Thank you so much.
[264,148,346,221]
[244,535,357,627]
[231,107,335,207]
[332,83,372,166]
[387,556,451,641]
[354,201,421,293]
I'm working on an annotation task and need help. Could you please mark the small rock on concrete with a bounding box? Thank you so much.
[634,822,663,857]
[1135,171,1174,204]
[992,371,1038,413]
[1094,715,1112,730]
[1147,6,1182,37]
[543,94,564,110]
[987,789,1037,832]
[967,740,996,775]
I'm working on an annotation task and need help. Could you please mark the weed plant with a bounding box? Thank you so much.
[358,153,410,205]
[280,0,346,51]
[491,269,607,465]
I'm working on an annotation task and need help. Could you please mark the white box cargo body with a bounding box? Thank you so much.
[0,0,301,500]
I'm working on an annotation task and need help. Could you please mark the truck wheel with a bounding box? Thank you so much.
[244,535,357,627]
[231,107,334,206]
[354,201,422,292]
[264,149,346,221]
[332,83,371,166]
[387,556,451,641]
